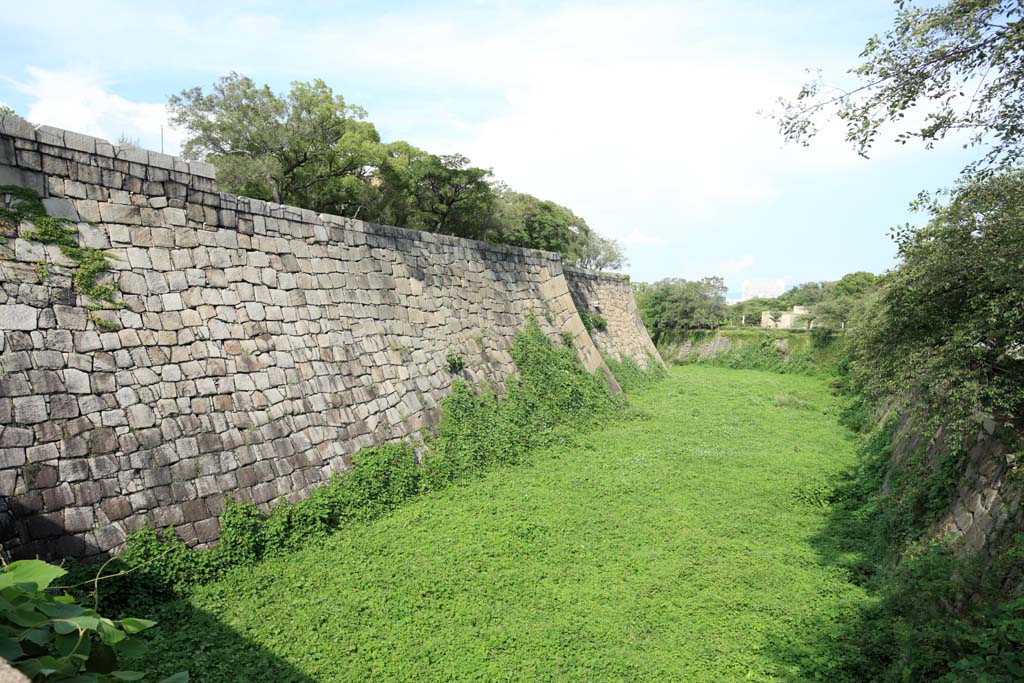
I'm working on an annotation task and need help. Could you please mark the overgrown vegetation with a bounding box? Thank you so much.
[659,328,847,376]
[819,169,1024,681]
[575,305,607,333]
[167,73,625,269]
[0,559,186,682]
[75,319,624,620]
[132,367,874,682]
[632,276,727,339]
[762,4,1024,677]
[602,352,667,393]
[650,178,1024,676]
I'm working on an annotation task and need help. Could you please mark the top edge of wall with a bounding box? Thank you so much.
[0,114,216,179]
[0,114,569,264]
[563,265,630,281]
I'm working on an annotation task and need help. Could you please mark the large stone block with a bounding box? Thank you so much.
[0,305,38,331]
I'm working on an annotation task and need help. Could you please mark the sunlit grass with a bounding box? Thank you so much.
[144,366,869,682]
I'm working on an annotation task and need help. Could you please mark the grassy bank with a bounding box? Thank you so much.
[658,328,848,376]
[137,366,870,682]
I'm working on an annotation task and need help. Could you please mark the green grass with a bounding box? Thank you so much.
[140,366,871,682]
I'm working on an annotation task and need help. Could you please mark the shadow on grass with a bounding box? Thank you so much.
[758,451,898,682]
[137,601,317,683]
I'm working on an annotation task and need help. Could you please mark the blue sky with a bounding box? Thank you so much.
[0,0,972,297]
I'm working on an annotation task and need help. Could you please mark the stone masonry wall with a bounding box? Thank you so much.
[564,266,664,369]
[0,116,636,560]
[887,411,1023,559]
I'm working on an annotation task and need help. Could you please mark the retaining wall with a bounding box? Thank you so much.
[564,266,664,368]
[0,117,657,560]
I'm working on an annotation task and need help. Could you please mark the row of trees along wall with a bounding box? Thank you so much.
[0,116,660,560]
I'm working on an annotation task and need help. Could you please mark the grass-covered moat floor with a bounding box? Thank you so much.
[143,366,871,682]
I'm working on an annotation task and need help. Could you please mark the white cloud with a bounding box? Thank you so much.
[622,229,667,247]
[9,67,183,154]
[716,255,756,276]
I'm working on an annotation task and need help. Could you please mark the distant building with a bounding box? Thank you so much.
[740,279,786,301]
[761,306,811,329]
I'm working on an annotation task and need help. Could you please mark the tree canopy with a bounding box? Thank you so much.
[169,73,625,269]
[635,277,728,339]
[851,171,1024,438]
[774,0,1024,172]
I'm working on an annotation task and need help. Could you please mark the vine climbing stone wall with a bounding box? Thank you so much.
[0,116,660,561]
[564,266,664,368]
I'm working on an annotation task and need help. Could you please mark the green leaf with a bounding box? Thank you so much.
[113,637,146,659]
[97,620,127,645]
[0,636,24,661]
[38,601,86,618]
[118,618,156,635]
[85,642,117,674]
[22,628,52,646]
[54,631,90,659]
[7,606,47,628]
[0,560,67,591]
[111,671,146,681]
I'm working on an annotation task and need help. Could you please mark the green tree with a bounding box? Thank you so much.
[574,233,627,271]
[852,171,1024,438]
[168,72,382,217]
[774,1,1024,171]
[410,153,496,239]
[637,277,727,338]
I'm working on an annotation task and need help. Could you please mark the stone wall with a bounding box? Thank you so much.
[887,411,1023,559]
[564,266,664,368]
[0,117,645,560]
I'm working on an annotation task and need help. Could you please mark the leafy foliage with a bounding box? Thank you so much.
[661,328,848,377]
[491,190,627,270]
[0,560,186,682]
[601,352,667,393]
[132,367,876,682]
[634,276,727,340]
[168,73,380,215]
[575,306,607,333]
[774,0,1024,172]
[849,171,1024,447]
[445,352,465,374]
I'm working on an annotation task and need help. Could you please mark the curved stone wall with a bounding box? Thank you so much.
[0,117,631,560]
[564,266,664,368]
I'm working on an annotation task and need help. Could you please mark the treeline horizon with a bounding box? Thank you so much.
[634,270,881,337]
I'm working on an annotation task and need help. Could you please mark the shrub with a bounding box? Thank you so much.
[602,353,667,393]
[445,352,465,373]
[576,307,607,333]
[0,559,187,682]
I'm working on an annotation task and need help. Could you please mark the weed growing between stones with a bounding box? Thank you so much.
[0,185,123,328]
[445,352,465,374]
[575,305,607,333]
[74,318,625,617]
